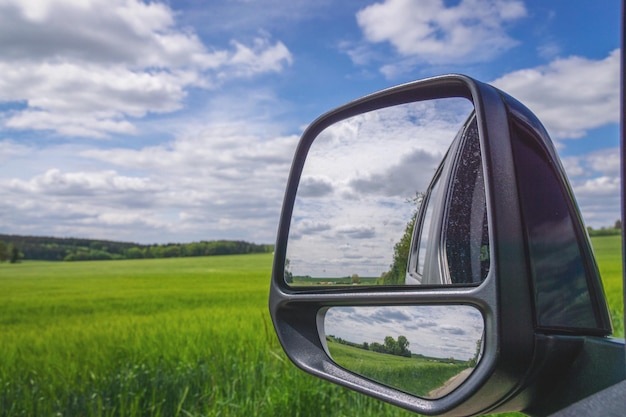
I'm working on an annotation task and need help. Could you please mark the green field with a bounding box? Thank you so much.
[0,235,622,416]
[591,235,624,337]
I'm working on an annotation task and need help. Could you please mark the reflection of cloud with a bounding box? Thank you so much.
[440,325,467,336]
[336,225,376,239]
[299,176,334,197]
[299,221,332,234]
[349,148,440,197]
[405,320,438,329]
[374,309,411,322]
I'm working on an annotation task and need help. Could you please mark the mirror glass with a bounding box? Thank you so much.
[285,98,481,286]
[323,305,484,399]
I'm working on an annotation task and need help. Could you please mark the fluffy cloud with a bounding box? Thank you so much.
[0,0,292,138]
[561,148,621,229]
[0,116,299,243]
[353,0,526,73]
[492,49,619,139]
[8,169,163,196]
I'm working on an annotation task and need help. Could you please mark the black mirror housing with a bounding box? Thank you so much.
[269,75,622,416]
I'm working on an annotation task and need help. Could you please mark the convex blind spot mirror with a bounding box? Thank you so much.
[269,75,623,417]
[323,305,484,399]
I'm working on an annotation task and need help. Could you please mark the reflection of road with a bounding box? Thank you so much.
[428,367,474,398]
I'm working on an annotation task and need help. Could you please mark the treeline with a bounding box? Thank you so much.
[0,234,273,262]
[587,220,622,237]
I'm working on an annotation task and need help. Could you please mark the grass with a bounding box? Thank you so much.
[0,235,622,417]
[591,235,624,337]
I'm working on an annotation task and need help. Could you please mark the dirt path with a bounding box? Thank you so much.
[428,367,474,398]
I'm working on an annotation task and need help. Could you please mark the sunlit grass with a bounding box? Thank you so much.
[591,235,624,337]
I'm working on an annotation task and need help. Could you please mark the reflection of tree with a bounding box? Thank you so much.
[284,258,293,283]
[467,335,483,368]
[376,335,411,357]
[397,335,410,353]
[330,334,412,358]
[379,192,423,285]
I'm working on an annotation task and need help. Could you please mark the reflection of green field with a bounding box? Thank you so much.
[292,276,379,285]
[327,340,470,398]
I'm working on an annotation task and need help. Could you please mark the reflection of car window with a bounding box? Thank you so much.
[416,177,442,277]
[444,119,490,284]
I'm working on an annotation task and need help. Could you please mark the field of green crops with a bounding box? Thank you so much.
[591,235,624,337]
[0,235,622,417]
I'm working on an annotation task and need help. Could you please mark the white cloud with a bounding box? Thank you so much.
[0,139,32,161]
[561,148,621,229]
[8,169,163,196]
[575,176,620,197]
[572,175,621,228]
[354,0,526,71]
[0,0,292,138]
[0,113,299,243]
[492,49,620,139]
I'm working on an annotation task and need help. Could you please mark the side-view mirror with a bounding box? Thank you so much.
[269,75,625,416]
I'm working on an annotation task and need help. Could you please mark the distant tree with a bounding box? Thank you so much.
[9,244,21,263]
[125,247,144,259]
[0,241,7,262]
[351,273,360,284]
[615,219,622,230]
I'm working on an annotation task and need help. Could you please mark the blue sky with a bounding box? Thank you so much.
[0,0,621,244]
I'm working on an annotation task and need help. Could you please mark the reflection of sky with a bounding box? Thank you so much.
[286,99,473,278]
[324,305,484,361]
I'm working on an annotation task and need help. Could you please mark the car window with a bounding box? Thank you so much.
[444,119,490,284]
[411,116,489,285]
[416,176,442,278]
